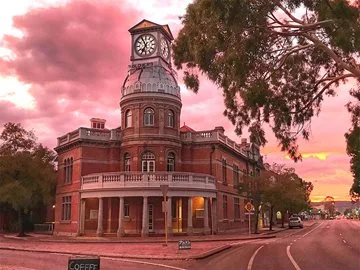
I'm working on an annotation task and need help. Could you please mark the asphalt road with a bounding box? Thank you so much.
[189,219,360,270]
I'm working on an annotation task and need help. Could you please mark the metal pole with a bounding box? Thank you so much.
[248,213,251,235]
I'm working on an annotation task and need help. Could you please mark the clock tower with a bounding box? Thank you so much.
[120,19,182,172]
[129,19,173,68]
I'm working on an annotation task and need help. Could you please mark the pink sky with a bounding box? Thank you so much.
[0,0,355,202]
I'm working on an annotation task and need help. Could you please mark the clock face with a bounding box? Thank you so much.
[135,34,156,56]
[160,38,169,59]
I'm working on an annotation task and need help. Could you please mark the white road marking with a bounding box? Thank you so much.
[302,222,323,238]
[286,245,302,270]
[342,240,347,244]
[247,245,264,270]
[103,257,187,270]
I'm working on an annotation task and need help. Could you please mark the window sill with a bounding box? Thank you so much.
[60,220,71,224]
[222,219,229,223]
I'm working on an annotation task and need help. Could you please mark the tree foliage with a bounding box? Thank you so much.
[241,163,312,231]
[173,0,360,162]
[345,91,360,202]
[0,123,57,235]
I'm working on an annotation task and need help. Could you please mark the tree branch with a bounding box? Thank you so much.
[292,73,356,114]
[302,32,360,77]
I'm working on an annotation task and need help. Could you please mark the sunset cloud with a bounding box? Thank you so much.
[0,0,355,201]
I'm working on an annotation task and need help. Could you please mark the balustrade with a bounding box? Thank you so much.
[81,171,216,191]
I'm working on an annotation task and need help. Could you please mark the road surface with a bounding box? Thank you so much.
[189,219,360,270]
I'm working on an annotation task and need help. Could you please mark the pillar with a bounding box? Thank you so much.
[107,198,112,233]
[77,198,86,236]
[211,198,217,234]
[167,196,172,235]
[96,197,104,237]
[187,197,193,235]
[117,197,124,237]
[141,196,148,237]
[204,197,210,234]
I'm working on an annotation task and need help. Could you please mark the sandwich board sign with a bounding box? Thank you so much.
[68,257,100,270]
[178,240,191,250]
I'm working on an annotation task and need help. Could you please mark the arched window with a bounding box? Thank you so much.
[63,159,68,183]
[167,110,174,128]
[69,158,73,183]
[147,83,151,91]
[167,152,175,172]
[64,158,73,184]
[125,109,132,128]
[142,151,155,172]
[124,153,131,172]
[222,158,227,184]
[144,108,155,126]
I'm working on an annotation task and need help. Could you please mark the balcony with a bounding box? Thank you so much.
[81,172,216,191]
[57,127,121,147]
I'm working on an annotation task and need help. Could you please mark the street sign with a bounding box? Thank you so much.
[160,184,169,197]
[178,240,191,250]
[68,257,100,270]
[245,202,254,212]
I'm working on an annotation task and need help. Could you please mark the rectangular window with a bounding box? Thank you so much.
[167,158,175,172]
[223,195,228,219]
[61,196,71,221]
[124,158,130,172]
[233,164,239,186]
[234,198,240,219]
[124,204,130,217]
[222,159,227,184]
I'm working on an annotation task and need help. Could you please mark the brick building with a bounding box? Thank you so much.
[54,20,263,236]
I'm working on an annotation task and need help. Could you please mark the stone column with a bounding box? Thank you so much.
[117,197,124,237]
[204,197,210,234]
[96,197,104,237]
[187,197,193,235]
[80,199,86,235]
[211,198,217,234]
[141,196,148,237]
[167,196,172,235]
[77,198,86,236]
[107,198,112,233]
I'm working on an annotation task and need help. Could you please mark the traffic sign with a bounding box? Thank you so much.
[245,202,254,212]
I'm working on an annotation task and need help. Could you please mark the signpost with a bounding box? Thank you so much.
[245,202,254,235]
[68,257,100,270]
[160,184,169,246]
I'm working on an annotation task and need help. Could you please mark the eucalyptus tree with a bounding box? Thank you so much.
[173,0,360,195]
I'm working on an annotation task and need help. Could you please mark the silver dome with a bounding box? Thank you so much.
[122,65,181,98]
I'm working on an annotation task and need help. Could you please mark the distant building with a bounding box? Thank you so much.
[54,20,263,236]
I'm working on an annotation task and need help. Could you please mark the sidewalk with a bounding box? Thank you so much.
[0,222,314,260]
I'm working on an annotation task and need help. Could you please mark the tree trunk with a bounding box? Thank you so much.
[254,203,260,234]
[281,211,285,228]
[269,205,274,231]
[18,209,26,237]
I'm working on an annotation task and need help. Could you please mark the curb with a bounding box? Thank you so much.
[2,234,276,244]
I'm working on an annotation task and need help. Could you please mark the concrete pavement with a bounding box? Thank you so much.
[0,223,301,260]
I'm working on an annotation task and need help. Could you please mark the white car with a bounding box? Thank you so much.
[289,217,303,228]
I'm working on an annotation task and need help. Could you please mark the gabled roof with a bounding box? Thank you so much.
[128,19,174,40]
[180,123,196,132]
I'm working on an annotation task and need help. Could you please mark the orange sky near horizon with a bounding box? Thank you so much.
[0,0,356,202]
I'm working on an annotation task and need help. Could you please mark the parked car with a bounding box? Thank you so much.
[289,217,303,228]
